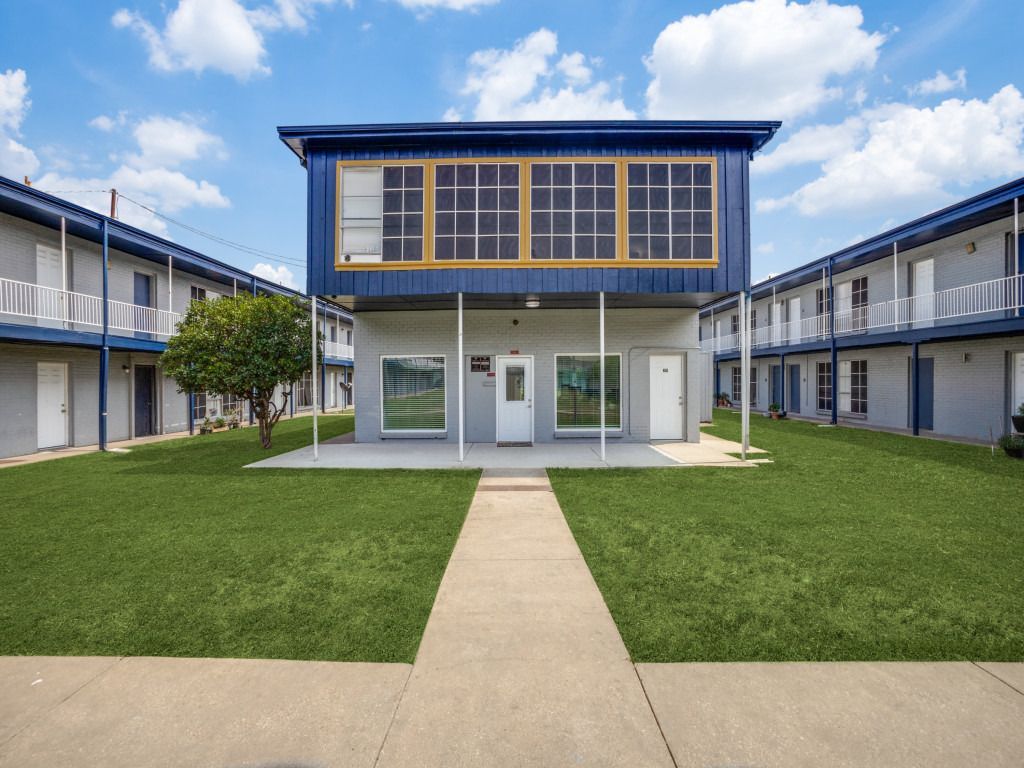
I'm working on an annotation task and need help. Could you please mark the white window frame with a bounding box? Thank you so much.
[552,352,624,432]
[379,354,447,434]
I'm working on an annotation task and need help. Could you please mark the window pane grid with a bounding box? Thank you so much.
[555,354,621,428]
[626,161,713,261]
[434,163,519,261]
[530,162,616,260]
[382,356,446,431]
[381,165,425,263]
[817,361,832,412]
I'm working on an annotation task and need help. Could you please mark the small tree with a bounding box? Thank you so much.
[161,294,318,448]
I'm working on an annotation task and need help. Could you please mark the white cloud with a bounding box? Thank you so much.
[89,111,129,132]
[757,86,1024,216]
[645,0,885,121]
[0,69,39,179]
[753,115,868,174]
[112,0,336,80]
[127,116,226,170]
[393,0,498,10]
[251,262,298,290]
[907,67,966,96]
[755,242,775,255]
[447,28,635,121]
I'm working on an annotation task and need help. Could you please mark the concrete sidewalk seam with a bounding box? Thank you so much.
[972,661,1024,698]
[0,655,124,753]
[370,664,414,768]
[632,662,680,768]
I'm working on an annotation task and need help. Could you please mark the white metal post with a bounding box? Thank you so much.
[60,216,67,327]
[311,296,319,462]
[599,290,606,462]
[167,255,173,314]
[893,242,899,329]
[740,290,750,459]
[457,292,464,463]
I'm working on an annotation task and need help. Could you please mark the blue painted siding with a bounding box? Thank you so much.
[306,143,753,298]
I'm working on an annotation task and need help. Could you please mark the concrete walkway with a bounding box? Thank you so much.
[373,469,675,767]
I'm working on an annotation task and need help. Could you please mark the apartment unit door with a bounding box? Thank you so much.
[496,356,532,445]
[912,259,934,328]
[134,272,154,339]
[788,297,801,342]
[37,362,67,449]
[1013,352,1024,418]
[770,365,783,408]
[133,365,156,438]
[914,357,935,430]
[650,354,684,440]
[788,364,801,414]
[36,244,64,328]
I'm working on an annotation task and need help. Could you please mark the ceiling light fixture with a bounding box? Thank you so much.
[525,295,540,309]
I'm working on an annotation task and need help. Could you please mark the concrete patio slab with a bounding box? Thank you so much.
[0,656,121,745]
[247,435,765,469]
[0,656,410,768]
[637,661,1024,768]
[374,470,675,768]
[977,662,1024,694]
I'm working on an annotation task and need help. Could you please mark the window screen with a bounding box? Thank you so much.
[530,162,616,260]
[381,356,446,431]
[626,161,714,260]
[434,163,519,261]
[555,354,621,429]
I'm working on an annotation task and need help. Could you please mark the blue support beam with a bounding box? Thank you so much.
[99,221,110,451]
[188,392,195,435]
[828,257,837,425]
[911,341,920,436]
[780,353,787,413]
[249,276,257,426]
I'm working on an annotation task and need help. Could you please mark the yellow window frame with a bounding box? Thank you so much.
[334,156,719,270]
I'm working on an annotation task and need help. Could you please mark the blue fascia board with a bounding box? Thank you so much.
[0,322,166,352]
[278,120,782,164]
[323,357,353,367]
[711,316,1024,360]
[701,175,1024,316]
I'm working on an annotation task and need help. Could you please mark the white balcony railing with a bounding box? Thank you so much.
[324,340,354,359]
[107,299,181,337]
[702,273,1024,353]
[0,277,104,329]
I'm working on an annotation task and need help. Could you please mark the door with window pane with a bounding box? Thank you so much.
[496,356,532,444]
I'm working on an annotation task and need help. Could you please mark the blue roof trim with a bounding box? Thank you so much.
[278,120,782,163]
[702,175,1024,315]
[0,323,166,351]
[0,175,352,322]
[323,356,353,367]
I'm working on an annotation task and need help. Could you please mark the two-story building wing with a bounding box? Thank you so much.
[279,121,779,446]
[699,176,1024,442]
[0,176,355,460]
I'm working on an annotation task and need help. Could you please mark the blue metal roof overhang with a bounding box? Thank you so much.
[278,120,782,164]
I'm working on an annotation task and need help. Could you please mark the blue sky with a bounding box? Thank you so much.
[1,0,1022,289]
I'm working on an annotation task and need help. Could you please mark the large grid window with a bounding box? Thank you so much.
[434,163,519,261]
[382,166,424,262]
[750,367,758,407]
[381,356,446,431]
[626,161,713,260]
[555,354,621,429]
[339,165,424,262]
[731,366,742,404]
[530,163,616,260]
[817,361,832,412]
[294,372,313,409]
[840,360,867,414]
[851,276,868,330]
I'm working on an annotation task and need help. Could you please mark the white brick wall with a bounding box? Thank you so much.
[355,307,700,444]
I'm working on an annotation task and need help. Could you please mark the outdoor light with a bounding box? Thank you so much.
[121,365,130,374]
[965,241,976,254]
[525,295,540,309]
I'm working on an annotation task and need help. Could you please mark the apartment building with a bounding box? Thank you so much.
[700,176,1024,442]
[278,120,779,448]
[0,176,354,460]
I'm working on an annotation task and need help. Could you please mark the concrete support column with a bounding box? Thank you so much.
[828,257,838,425]
[599,290,606,462]
[311,296,318,463]
[457,292,464,463]
[99,220,109,451]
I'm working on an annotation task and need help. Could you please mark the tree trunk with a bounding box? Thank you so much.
[258,416,272,448]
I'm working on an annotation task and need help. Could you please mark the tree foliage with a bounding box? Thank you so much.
[160,294,317,448]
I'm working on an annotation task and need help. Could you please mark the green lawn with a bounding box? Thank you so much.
[550,410,1024,662]
[0,415,478,663]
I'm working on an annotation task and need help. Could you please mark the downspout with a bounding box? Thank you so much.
[911,341,920,436]
[99,220,110,451]
[828,256,837,425]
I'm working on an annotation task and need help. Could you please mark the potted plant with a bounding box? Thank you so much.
[998,433,1024,459]
[199,417,213,435]
[228,415,240,430]
[213,416,226,430]
[716,392,732,407]
[768,402,782,420]
[1013,403,1024,434]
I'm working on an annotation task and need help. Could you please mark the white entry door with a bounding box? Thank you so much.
[37,362,67,449]
[495,356,533,444]
[649,354,684,440]
[36,244,64,328]
[912,259,934,328]
[1013,352,1024,417]
[789,297,802,342]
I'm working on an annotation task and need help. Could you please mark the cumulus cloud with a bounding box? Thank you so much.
[645,0,885,121]
[445,28,635,121]
[906,67,967,97]
[756,86,1024,217]
[251,262,298,289]
[0,69,40,179]
[112,0,336,80]
[753,115,868,174]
